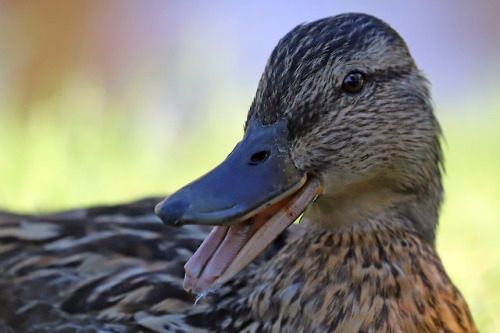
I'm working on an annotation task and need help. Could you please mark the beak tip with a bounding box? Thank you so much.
[155,198,190,227]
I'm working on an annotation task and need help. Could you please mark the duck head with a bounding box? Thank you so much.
[155,13,443,294]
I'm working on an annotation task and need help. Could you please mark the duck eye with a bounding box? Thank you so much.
[342,72,365,93]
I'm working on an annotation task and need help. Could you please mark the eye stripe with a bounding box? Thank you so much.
[369,67,412,83]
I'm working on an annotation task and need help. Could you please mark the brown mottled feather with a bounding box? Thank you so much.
[0,198,201,332]
[179,220,476,332]
[0,200,288,332]
[0,13,476,333]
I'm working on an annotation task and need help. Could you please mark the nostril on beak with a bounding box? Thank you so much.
[155,199,190,227]
[248,150,271,166]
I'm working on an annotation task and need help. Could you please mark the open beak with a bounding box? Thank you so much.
[155,117,323,294]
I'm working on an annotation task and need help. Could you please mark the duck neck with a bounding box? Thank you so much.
[230,218,447,331]
[304,179,439,245]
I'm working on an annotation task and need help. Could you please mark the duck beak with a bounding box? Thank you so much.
[155,117,323,294]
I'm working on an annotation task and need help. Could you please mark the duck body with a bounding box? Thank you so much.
[0,207,474,332]
[1,13,477,332]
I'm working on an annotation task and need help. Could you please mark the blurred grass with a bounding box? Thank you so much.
[0,93,498,331]
[0,86,244,212]
[437,110,500,332]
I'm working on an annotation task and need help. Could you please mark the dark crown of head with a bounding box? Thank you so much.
[247,13,414,128]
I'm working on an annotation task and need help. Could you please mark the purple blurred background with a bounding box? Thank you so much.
[1,1,498,130]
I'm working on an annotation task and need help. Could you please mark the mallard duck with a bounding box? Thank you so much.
[0,13,476,332]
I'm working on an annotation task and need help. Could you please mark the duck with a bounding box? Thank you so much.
[0,13,476,333]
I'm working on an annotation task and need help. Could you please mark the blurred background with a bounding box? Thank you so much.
[0,0,498,331]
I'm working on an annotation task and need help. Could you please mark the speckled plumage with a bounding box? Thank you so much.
[0,13,476,332]
[0,199,201,332]
[190,219,475,332]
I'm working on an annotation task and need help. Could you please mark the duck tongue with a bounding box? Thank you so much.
[183,224,248,294]
[183,178,322,294]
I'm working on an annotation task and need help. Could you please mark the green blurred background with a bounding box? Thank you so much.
[0,1,498,331]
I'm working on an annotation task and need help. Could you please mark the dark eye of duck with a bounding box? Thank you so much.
[342,72,365,93]
[249,150,270,166]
